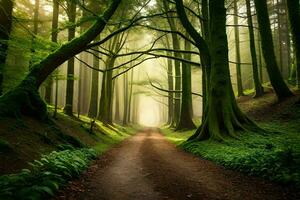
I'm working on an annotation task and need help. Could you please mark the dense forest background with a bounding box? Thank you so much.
[1,0,298,127]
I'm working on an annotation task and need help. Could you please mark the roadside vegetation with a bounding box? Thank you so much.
[163,93,300,187]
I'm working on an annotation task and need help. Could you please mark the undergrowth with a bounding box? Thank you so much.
[162,108,300,187]
[0,148,96,199]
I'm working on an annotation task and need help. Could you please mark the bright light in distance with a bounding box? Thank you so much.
[138,96,160,127]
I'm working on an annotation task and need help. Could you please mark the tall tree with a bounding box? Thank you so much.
[176,35,195,130]
[233,0,244,96]
[175,0,258,141]
[88,35,100,118]
[245,0,263,97]
[64,0,77,115]
[45,0,59,104]
[286,0,300,89]
[0,0,13,95]
[0,0,122,119]
[163,1,182,127]
[253,0,293,100]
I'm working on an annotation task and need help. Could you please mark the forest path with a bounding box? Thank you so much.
[56,129,294,200]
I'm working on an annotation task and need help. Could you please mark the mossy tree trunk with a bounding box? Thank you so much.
[200,0,210,122]
[63,1,77,116]
[253,0,293,100]
[286,0,300,90]
[0,0,13,96]
[176,37,196,130]
[245,0,264,97]
[0,0,121,119]
[175,0,258,141]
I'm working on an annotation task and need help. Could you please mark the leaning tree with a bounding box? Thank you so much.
[0,0,122,119]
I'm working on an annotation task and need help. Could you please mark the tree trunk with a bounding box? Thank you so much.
[200,0,209,122]
[165,37,174,125]
[175,0,259,141]
[63,1,76,116]
[0,0,13,96]
[245,0,264,97]
[0,0,121,119]
[163,1,181,127]
[234,0,244,96]
[127,68,134,124]
[176,37,196,130]
[114,79,121,122]
[286,0,300,90]
[253,0,293,100]
[122,70,128,125]
[44,0,59,104]
[88,35,100,118]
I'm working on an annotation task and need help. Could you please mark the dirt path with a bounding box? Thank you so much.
[56,129,298,200]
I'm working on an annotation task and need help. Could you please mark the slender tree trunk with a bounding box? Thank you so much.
[245,0,264,97]
[29,0,39,69]
[0,0,13,95]
[165,37,174,125]
[114,79,121,122]
[200,0,209,122]
[123,70,128,125]
[45,0,59,104]
[257,28,264,83]
[234,0,244,96]
[276,0,284,73]
[164,1,181,127]
[127,68,134,124]
[286,0,300,90]
[176,37,196,130]
[88,35,100,118]
[64,1,76,115]
[253,0,293,100]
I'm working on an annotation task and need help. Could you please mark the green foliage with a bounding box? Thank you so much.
[0,148,96,200]
[0,138,11,152]
[163,102,300,187]
[179,130,300,187]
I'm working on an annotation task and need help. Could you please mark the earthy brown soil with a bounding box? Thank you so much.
[56,129,298,200]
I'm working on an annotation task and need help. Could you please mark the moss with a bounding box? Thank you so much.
[0,76,47,120]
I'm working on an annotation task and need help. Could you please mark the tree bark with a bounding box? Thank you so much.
[64,1,77,116]
[245,0,264,97]
[175,0,259,141]
[163,1,181,127]
[286,0,300,90]
[0,0,13,95]
[88,35,100,118]
[44,0,59,104]
[176,36,196,130]
[234,0,244,96]
[0,0,121,119]
[253,0,293,100]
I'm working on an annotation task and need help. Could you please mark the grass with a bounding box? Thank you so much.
[162,103,300,187]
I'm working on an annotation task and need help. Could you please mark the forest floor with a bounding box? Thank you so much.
[55,129,299,200]
[54,91,300,200]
